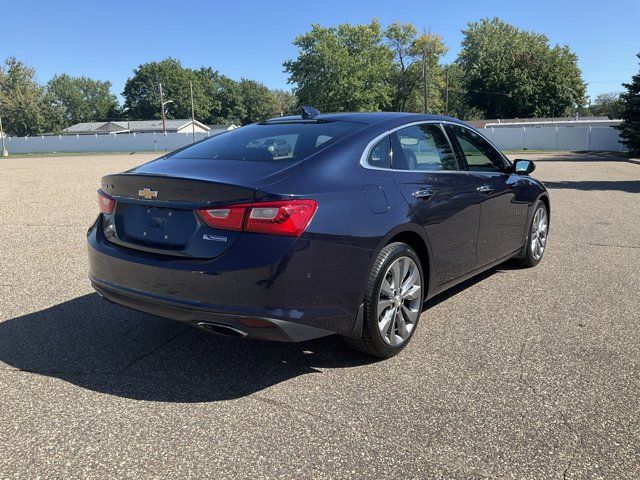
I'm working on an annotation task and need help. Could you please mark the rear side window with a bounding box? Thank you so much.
[366,137,391,169]
[391,124,458,171]
[171,121,363,162]
[447,125,506,172]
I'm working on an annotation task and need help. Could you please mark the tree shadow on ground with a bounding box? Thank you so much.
[525,152,639,165]
[543,180,640,193]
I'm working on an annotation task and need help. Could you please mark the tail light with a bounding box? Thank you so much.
[98,190,115,214]
[197,204,248,231]
[197,199,317,237]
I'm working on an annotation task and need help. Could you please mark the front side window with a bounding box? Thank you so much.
[390,124,458,171]
[171,121,364,162]
[447,125,506,172]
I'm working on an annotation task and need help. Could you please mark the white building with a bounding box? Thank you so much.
[62,119,219,135]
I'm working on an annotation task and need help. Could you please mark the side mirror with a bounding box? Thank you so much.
[513,159,535,175]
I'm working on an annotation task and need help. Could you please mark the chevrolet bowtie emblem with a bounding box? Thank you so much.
[138,187,158,200]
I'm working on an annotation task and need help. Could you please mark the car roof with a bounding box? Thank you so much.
[264,111,468,126]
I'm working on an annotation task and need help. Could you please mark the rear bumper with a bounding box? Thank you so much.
[92,279,334,342]
[87,216,373,340]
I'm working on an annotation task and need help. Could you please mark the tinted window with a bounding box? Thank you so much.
[172,121,363,162]
[366,137,391,168]
[391,124,458,171]
[448,125,505,172]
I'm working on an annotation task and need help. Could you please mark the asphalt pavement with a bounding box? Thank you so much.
[0,151,638,479]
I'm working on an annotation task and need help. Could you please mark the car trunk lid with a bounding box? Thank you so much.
[100,158,300,258]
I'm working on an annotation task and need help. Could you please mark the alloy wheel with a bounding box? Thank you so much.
[530,207,548,261]
[377,256,422,346]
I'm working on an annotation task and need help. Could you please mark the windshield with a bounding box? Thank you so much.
[171,121,365,162]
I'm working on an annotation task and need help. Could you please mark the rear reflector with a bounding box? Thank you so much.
[197,199,317,237]
[237,318,276,329]
[98,190,115,214]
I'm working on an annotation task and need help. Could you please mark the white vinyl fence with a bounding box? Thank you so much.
[3,131,212,154]
[482,126,624,152]
[2,125,625,155]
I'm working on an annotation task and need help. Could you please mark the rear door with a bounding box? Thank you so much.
[391,123,481,285]
[445,124,528,266]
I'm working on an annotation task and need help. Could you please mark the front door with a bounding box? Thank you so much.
[391,123,481,285]
[445,124,528,267]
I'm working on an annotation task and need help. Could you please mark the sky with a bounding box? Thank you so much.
[1,0,638,104]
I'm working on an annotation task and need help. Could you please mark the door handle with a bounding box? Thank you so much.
[476,185,493,193]
[412,189,435,199]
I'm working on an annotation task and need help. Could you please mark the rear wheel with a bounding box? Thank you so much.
[519,200,549,267]
[344,242,424,358]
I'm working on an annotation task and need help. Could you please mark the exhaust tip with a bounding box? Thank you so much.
[196,322,248,338]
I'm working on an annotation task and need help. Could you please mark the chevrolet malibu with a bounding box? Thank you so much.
[88,108,549,358]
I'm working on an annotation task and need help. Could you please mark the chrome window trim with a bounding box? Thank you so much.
[359,120,509,173]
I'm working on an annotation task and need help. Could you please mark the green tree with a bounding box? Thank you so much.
[284,20,395,112]
[123,58,198,120]
[214,75,245,124]
[190,67,222,122]
[458,18,586,118]
[237,79,278,124]
[410,32,447,114]
[590,92,624,119]
[0,57,44,136]
[44,74,119,129]
[618,54,640,155]
[271,89,298,116]
[384,22,447,113]
[123,60,270,125]
[441,63,484,120]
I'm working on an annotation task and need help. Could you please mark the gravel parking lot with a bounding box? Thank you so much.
[0,151,638,479]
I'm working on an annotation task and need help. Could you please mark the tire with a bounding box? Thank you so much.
[344,242,425,358]
[519,200,549,268]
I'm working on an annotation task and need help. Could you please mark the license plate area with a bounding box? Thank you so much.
[116,204,197,247]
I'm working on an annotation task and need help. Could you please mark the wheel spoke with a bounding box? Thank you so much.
[380,279,394,299]
[400,258,410,284]
[391,261,402,290]
[400,265,416,291]
[396,311,409,339]
[378,299,393,314]
[401,304,418,324]
[402,284,421,301]
[378,309,394,335]
[387,314,397,341]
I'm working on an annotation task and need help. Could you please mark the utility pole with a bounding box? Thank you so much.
[159,83,167,135]
[0,116,7,157]
[422,51,428,114]
[445,68,450,116]
[189,81,196,143]
[158,83,173,135]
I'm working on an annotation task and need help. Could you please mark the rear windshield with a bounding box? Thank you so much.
[171,121,364,162]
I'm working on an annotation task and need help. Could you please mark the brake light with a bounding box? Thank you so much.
[197,199,317,237]
[245,200,317,236]
[98,190,115,214]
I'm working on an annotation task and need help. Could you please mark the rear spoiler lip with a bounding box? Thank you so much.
[100,172,257,205]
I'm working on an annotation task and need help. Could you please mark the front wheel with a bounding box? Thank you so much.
[519,200,549,267]
[343,242,424,358]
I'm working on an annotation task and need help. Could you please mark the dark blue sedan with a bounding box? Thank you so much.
[88,108,549,358]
